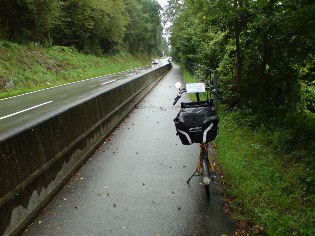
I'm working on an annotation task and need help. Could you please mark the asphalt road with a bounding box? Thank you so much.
[23,64,236,236]
[0,65,151,140]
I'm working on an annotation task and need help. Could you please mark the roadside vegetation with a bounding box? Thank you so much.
[0,0,169,99]
[0,40,149,99]
[0,0,168,55]
[216,109,314,235]
[168,0,315,233]
[182,62,314,234]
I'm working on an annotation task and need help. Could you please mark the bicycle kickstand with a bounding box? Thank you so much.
[187,167,198,184]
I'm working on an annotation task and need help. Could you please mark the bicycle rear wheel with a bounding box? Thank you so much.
[204,183,210,198]
[201,147,210,198]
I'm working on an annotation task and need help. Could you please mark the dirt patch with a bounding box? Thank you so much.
[27,49,70,73]
[0,77,14,91]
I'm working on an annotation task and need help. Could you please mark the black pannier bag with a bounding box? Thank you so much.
[174,101,219,145]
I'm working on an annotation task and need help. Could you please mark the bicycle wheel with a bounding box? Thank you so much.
[205,183,210,198]
[201,147,210,198]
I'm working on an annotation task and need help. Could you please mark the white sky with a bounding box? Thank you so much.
[157,0,171,41]
[157,0,168,8]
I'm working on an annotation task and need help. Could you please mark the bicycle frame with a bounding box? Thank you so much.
[185,141,216,197]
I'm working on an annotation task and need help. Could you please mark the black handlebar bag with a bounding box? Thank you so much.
[174,102,219,145]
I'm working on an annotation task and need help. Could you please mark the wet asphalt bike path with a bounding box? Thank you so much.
[24,64,236,236]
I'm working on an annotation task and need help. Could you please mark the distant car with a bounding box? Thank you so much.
[152,59,159,65]
[152,59,159,68]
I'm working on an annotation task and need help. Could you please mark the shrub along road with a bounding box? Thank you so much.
[24,64,235,235]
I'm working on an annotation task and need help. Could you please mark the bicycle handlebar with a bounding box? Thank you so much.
[173,88,187,105]
[173,95,181,105]
[173,84,221,105]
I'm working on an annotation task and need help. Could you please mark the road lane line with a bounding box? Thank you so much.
[0,101,53,120]
[0,65,150,101]
[101,80,116,86]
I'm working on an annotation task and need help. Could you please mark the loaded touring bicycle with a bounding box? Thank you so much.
[173,69,221,197]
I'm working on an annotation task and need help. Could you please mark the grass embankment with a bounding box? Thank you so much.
[182,69,315,235]
[0,40,149,99]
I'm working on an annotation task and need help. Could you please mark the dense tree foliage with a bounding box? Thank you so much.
[0,0,163,56]
[167,0,315,114]
[161,37,170,55]
[0,0,59,43]
[124,0,163,55]
[166,2,315,233]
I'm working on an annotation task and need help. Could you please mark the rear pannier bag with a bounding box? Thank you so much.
[174,101,219,145]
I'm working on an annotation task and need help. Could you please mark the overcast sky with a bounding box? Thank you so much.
[157,0,168,8]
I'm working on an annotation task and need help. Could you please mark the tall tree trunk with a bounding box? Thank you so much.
[234,0,242,92]
[261,0,275,101]
[261,36,269,83]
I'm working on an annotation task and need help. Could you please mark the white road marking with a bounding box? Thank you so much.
[0,65,149,101]
[101,80,116,86]
[0,101,53,120]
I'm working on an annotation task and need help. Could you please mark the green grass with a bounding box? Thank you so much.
[181,67,315,235]
[216,111,314,235]
[0,40,150,99]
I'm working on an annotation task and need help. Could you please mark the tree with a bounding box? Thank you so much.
[52,0,128,53]
[161,37,170,55]
[124,0,150,54]
[0,0,59,43]
[123,0,163,56]
[0,0,164,56]
[167,0,315,113]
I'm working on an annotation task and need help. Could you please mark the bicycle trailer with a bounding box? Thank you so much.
[174,101,219,145]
